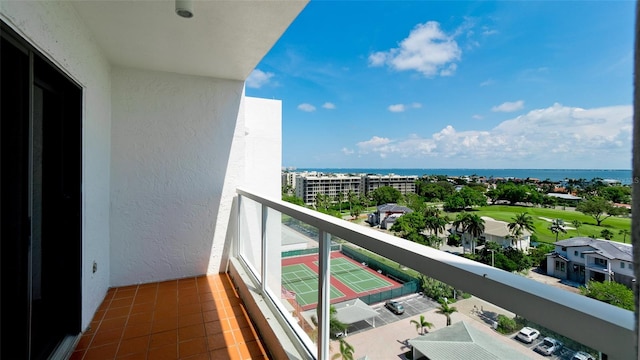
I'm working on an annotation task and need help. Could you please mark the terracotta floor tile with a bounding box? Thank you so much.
[178,337,208,358]
[149,329,177,349]
[207,334,227,351]
[91,327,123,348]
[83,342,119,360]
[117,336,149,357]
[204,320,223,336]
[99,317,128,331]
[147,343,177,360]
[75,275,269,360]
[151,317,178,334]
[128,311,153,325]
[178,323,206,341]
[178,312,203,328]
[122,323,152,340]
[202,310,220,323]
[104,306,131,320]
[209,347,234,360]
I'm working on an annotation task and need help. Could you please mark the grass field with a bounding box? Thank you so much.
[450,205,631,244]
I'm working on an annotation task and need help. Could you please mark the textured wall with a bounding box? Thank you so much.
[110,66,248,286]
[0,1,112,331]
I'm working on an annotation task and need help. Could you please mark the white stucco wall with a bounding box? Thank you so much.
[110,66,247,286]
[0,1,112,331]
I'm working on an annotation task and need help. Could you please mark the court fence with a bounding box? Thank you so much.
[281,243,341,258]
[340,245,420,305]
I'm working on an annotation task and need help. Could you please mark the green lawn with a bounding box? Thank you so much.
[449,205,631,245]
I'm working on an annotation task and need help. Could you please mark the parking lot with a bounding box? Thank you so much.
[345,294,438,335]
[510,332,590,360]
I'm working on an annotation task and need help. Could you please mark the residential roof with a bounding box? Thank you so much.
[547,193,582,200]
[409,321,534,360]
[376,204,412,214]
[481,217,531,237]
[555,237,633,262]
[333,299,378,325]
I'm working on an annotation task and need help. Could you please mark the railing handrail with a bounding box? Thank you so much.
[236,188,635,359]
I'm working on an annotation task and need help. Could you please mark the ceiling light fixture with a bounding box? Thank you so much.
[175,0,194,18]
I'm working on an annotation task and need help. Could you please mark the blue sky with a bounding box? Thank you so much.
[246,1,634,170]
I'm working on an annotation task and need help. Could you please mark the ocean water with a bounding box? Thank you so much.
[293,168,633,185]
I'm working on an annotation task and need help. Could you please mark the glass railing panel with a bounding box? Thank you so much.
[238,195,262,279]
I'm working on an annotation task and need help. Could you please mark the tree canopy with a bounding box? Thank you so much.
[370,186,402,205]
[580,281,634,311]
[576,196,628,226]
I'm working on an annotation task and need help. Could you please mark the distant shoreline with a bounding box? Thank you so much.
[286,168,633,184]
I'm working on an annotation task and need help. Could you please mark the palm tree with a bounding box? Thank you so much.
[332,339,355,360]
[464,214,485,254]
[548,223,567,241]
[410,314,434,335]
[507,212,535,250]
[436,300,458,326]
[571,220,583,236]
[619,229,631,243]
[600,229,614,240]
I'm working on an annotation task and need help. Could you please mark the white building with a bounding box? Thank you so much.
[295,173,363,205]
[547,237,635,287]
[480,217,532,251]
[364,174,418,195]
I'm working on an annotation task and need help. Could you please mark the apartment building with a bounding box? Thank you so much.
[295,173,363,205]
[364,174,418,195]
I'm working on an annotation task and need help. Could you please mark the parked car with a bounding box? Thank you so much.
[572,351,595,360]
[384,300,404,314]
[516,327,540,343]
[535,337,563,356]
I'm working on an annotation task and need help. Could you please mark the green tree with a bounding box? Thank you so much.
[410,315,434,335]
[370,186,402,206]
[283,194,305,206]
[507,212,535,250]
[332,339,355,360]
[600,229,614,240]
[576,196,627,226]
[436,300,458,326]
[580,281,634,311]
[389,211,426,243]
[452,212,485,254]
[599,186,631,204]
[571,220,583,236]
[350,205,363,220]
[619,229,631,243]
[548,223,567,241]
[403,192,427,212]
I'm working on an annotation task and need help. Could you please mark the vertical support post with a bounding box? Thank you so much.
[235,195,242,258]
[317,230,331,360]
[261,204,268,294]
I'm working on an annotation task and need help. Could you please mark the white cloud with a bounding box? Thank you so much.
[388,104,406,112]
[480,79,494,87]
[368,21,461,77]
[246,69,274,89]
[350,104,632,168]
[492,100,524,112]
[297,103,316,112]
[341,147,354,155]
[472,114,484,120]
[323,102,336,109]
[411,102,423,109]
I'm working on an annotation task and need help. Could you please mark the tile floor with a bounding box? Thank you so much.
[70,274,270,359]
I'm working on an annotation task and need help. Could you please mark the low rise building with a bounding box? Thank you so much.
[364,174,418,195]
[546,237,635,287]
[295,173,363,205]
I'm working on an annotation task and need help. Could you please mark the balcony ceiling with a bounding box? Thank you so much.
[72,0,307,80]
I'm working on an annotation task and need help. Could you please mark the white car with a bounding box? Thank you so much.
[516,327,540,343]
[572,351,595,360]
[535,337,563,356]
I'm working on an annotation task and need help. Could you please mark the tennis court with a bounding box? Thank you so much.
[282,263,345,306]
[324,257,394,293]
